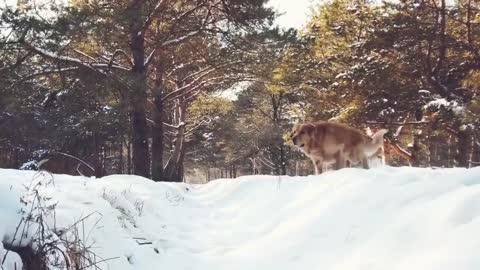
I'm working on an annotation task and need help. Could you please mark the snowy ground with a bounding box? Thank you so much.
[1,166,480,270]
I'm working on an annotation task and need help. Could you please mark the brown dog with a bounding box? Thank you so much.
[291,121,388,174]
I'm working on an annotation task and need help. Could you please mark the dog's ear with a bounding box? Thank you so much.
[292,123,302,134]
[300,123,314,135]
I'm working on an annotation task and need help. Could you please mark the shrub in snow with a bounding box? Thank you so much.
[1,171,110,270]
[101,188,145,229]
[19,161,39,171]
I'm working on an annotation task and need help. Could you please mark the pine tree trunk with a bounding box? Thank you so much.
[101,146,106,176]
[177,150,185,182]
[130,94,150,178]
[151,81,164,181]
[162,99,186,182]
[119,139,124,174]
[280,144,287,175]
[127,133,132,174]
[93,132,103,178]
[411,131,421,167]
[472,138,479,167]
[456,127,472,168]
[128,0,150,178]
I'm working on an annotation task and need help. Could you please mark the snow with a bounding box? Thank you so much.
[418,89,431,95]
[0,179,24,270]
[427,98,449,108]
[425,98,466,116]
[19,160,39,170]
[1,167,480,269]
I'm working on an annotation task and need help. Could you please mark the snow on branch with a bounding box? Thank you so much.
[160,31,201,48]
[26,43,130,72]
[144,48,157,67]
[163,122,186,130]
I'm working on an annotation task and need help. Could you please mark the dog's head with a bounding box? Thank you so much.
[290,123,315,149]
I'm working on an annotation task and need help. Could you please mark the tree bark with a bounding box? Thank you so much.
[119,139,124,174]
[130,93,150,178]
[93,132,103,178]
[456,127,472,168]
[163,98,187,182]
[280,144,287,175]
[411,131,422,167]
[151,77,165,181]
[128,0,150,178]
[127,132,132,174]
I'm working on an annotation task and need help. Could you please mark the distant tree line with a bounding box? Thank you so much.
[1,0,479,182]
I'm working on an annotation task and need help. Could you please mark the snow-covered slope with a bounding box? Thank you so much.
[1,167,480,270]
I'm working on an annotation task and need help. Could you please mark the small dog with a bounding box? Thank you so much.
[290,121,388,174]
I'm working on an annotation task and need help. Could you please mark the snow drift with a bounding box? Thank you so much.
[1,166,480,270]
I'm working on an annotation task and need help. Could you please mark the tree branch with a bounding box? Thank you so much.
[143,0,168,30]
[366,121,430,126]
[17,67,79,82]
[26,43,130,72]
[0,52,32,72]
[109,49,133,68]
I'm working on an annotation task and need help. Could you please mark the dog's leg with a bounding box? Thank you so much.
[361,155,370,169]
[334,151,346,170]
[313,159,323,175]
[379,146,386,165]
[322,163,329,172]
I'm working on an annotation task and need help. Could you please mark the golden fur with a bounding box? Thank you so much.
[291,121,388,174]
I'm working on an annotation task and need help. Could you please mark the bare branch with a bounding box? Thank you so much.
[109,49,133,68]
[143,0,168,30]
[143,1,211,67]
[186,116,212,135]
[144,48,157,67]
[53,151,95,173]
[163,122,186,129]
[73,49,97,62]
[166,59,206,77]
[366,121,430,126]
[162,71,223,102]
[19,67,79,82]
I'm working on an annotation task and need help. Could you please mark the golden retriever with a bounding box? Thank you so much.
[290,121,388,174]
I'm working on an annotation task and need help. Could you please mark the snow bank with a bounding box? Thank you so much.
[1,167,480,269]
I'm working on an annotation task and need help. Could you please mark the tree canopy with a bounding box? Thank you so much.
[1,0,479,181]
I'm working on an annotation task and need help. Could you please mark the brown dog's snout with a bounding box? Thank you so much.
[292,135,298,145]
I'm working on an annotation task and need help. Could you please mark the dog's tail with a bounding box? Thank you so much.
[364,129,389,156]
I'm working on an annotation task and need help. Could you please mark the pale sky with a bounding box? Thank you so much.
[1,0,317,30]
[268,0,321,29]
